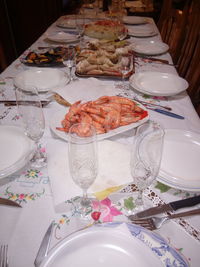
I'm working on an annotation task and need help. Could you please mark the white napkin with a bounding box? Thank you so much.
[52,78,117,104]
[47,138,132,211]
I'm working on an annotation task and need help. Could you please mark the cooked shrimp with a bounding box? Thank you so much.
[103,109,121,130]
[92,120,106,134]
[109,96,136,108]
[120,113,142,126]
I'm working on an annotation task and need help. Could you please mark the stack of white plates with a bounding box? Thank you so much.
[158,129,200,191]
[0,126,35,179]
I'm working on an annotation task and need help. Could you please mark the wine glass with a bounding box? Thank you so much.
[15,86,47,168]
[68,122,98,219]
[63,46,76,82]
[117,26,128,41]
[117,53,133,90]
[76,14,85,47]
[130,121,164,212]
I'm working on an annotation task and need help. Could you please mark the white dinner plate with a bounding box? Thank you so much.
[56,15,77,29]
[129,72,188,96]
[158,129,200,191]
[40,222,189,267]
[122,16,148,25]
[14,68,69,93]
[128,25,157,37]
[133,40,169,55]
[49,102,149,142]
[46,32,79,43]
[0,125,35,179]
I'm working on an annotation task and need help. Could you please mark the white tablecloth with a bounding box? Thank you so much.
[0,16,200,267]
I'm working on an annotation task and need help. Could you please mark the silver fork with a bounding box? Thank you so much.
[0,245,8,267]
[129,208,200,230]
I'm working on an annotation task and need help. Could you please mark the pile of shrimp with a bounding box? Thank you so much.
[56,96,148,137]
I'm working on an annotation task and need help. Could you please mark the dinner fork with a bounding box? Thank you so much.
[0,245,8,267]
[129,208,200,230]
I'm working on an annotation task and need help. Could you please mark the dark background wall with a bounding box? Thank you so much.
[0,0,65,72]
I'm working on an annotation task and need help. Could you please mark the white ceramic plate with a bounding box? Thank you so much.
[158,129,200,191]
[56,15,77,29]
[49,102,149,142]
[46,32,79,43]
[133,40,169,55]
[129,72,188,96]
[128,25,157,37]
[14,68,69,93]
[40,222,189,267]
[0,125,35,179]
[122,16,147,25]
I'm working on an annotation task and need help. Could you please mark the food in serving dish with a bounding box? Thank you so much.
[22,46,78,67]
[84,19,127,40]
[76,39,134,77]
[56,96,148,137]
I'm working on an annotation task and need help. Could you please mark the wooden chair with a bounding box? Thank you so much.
[157,0,190,63]
[176,0,200,116]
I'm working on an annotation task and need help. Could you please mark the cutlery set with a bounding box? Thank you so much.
[129,208,200,230]
[136,55,177,66]
[0,93,71,108]
[34,196,200,265]
[133,98,184,119]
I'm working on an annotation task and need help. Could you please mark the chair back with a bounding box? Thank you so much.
[157,0,190,63]
[176,0,200,116]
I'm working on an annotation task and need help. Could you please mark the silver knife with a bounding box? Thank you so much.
[0,197,22,208]
[34,221,54,267]
[128,195,200,220]
[0,100,50,107]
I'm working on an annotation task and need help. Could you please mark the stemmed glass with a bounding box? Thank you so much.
[75,14,85,47]
[130,121,164,212]
[68,122,98,218]
[15,86,47,168]
[117,27,128,41]
[116,53,133,90]
[63,46,76,82]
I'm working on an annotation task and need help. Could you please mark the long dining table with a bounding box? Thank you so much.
[0,12,200,267]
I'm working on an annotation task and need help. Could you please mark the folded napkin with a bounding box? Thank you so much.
[52,78,117,104]
[47,138,132,211]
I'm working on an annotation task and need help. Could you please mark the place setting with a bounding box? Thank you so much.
[36,120,199,267]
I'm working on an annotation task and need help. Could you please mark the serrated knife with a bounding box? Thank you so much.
[0,197,22,208]
[128,195,200,220]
